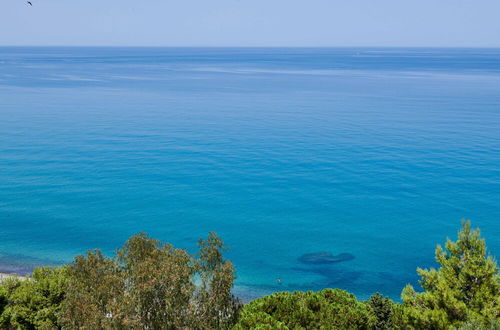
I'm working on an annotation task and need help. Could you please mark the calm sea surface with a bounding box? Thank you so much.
[0,47,499,300]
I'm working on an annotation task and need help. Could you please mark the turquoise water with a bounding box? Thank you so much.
[0,47,499,300]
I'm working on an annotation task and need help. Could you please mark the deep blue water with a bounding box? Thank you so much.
[0,47,499,301]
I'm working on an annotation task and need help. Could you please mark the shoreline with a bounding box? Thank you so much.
[0,272,26,283]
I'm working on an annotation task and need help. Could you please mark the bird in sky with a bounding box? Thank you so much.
[27,1,32,6]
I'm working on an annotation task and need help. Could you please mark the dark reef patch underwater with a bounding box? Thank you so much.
[298,252,355,265]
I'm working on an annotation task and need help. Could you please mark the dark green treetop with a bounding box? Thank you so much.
[233,288,375,329]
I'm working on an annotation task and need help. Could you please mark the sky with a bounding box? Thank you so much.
[1,0,500,47]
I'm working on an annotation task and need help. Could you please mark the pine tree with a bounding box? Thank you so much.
[369,293,394,329]
[402,220,500,329]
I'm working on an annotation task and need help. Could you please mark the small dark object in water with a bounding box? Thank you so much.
[298,252,354,265]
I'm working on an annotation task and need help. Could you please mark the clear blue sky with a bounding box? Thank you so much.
[1,0,500,47]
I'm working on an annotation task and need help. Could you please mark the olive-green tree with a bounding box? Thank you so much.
[193,232,242,329]
[402,220,500,329]
[60,232,239,329]
[59,250,129,329]
[117,232,195,329]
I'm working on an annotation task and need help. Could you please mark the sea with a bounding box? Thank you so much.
[0,47,499,301]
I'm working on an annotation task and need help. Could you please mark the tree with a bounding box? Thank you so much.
[369,293,395,329]
[117,232,195,329]
[233,289,375,329]
[402,220,500,329]
[459,320,500,330]
[0,284,7,326]
[0,267,69,329]
[193,232,242,329]
[59,250,129,329]
[59,232,240,329]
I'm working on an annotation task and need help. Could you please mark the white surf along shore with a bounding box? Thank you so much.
[0,272,27,283]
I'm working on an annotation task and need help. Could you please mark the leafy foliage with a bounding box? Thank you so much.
[0,267,69,329]
[369,293,395,329]
[194,232,242,329]
[117,233,195,329]
[59,249,128,329]
[0,285,7,320]
[234,289,375,329]
[402,220,500,329]
[59,232,240,329]
[459,320,500,330]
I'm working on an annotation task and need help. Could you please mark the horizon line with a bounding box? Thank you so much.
[1,45,500,49]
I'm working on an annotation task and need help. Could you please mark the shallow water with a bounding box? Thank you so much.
[0,47,499,300]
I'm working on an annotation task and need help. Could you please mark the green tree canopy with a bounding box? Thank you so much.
[369,293,396,329]
[234,289,375,329]
[194,232,241,329]
[117,233,195,328]
[0,266,69,329]
[402,220,500,329]
[59,249,128,329]
[59,232,241,329]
